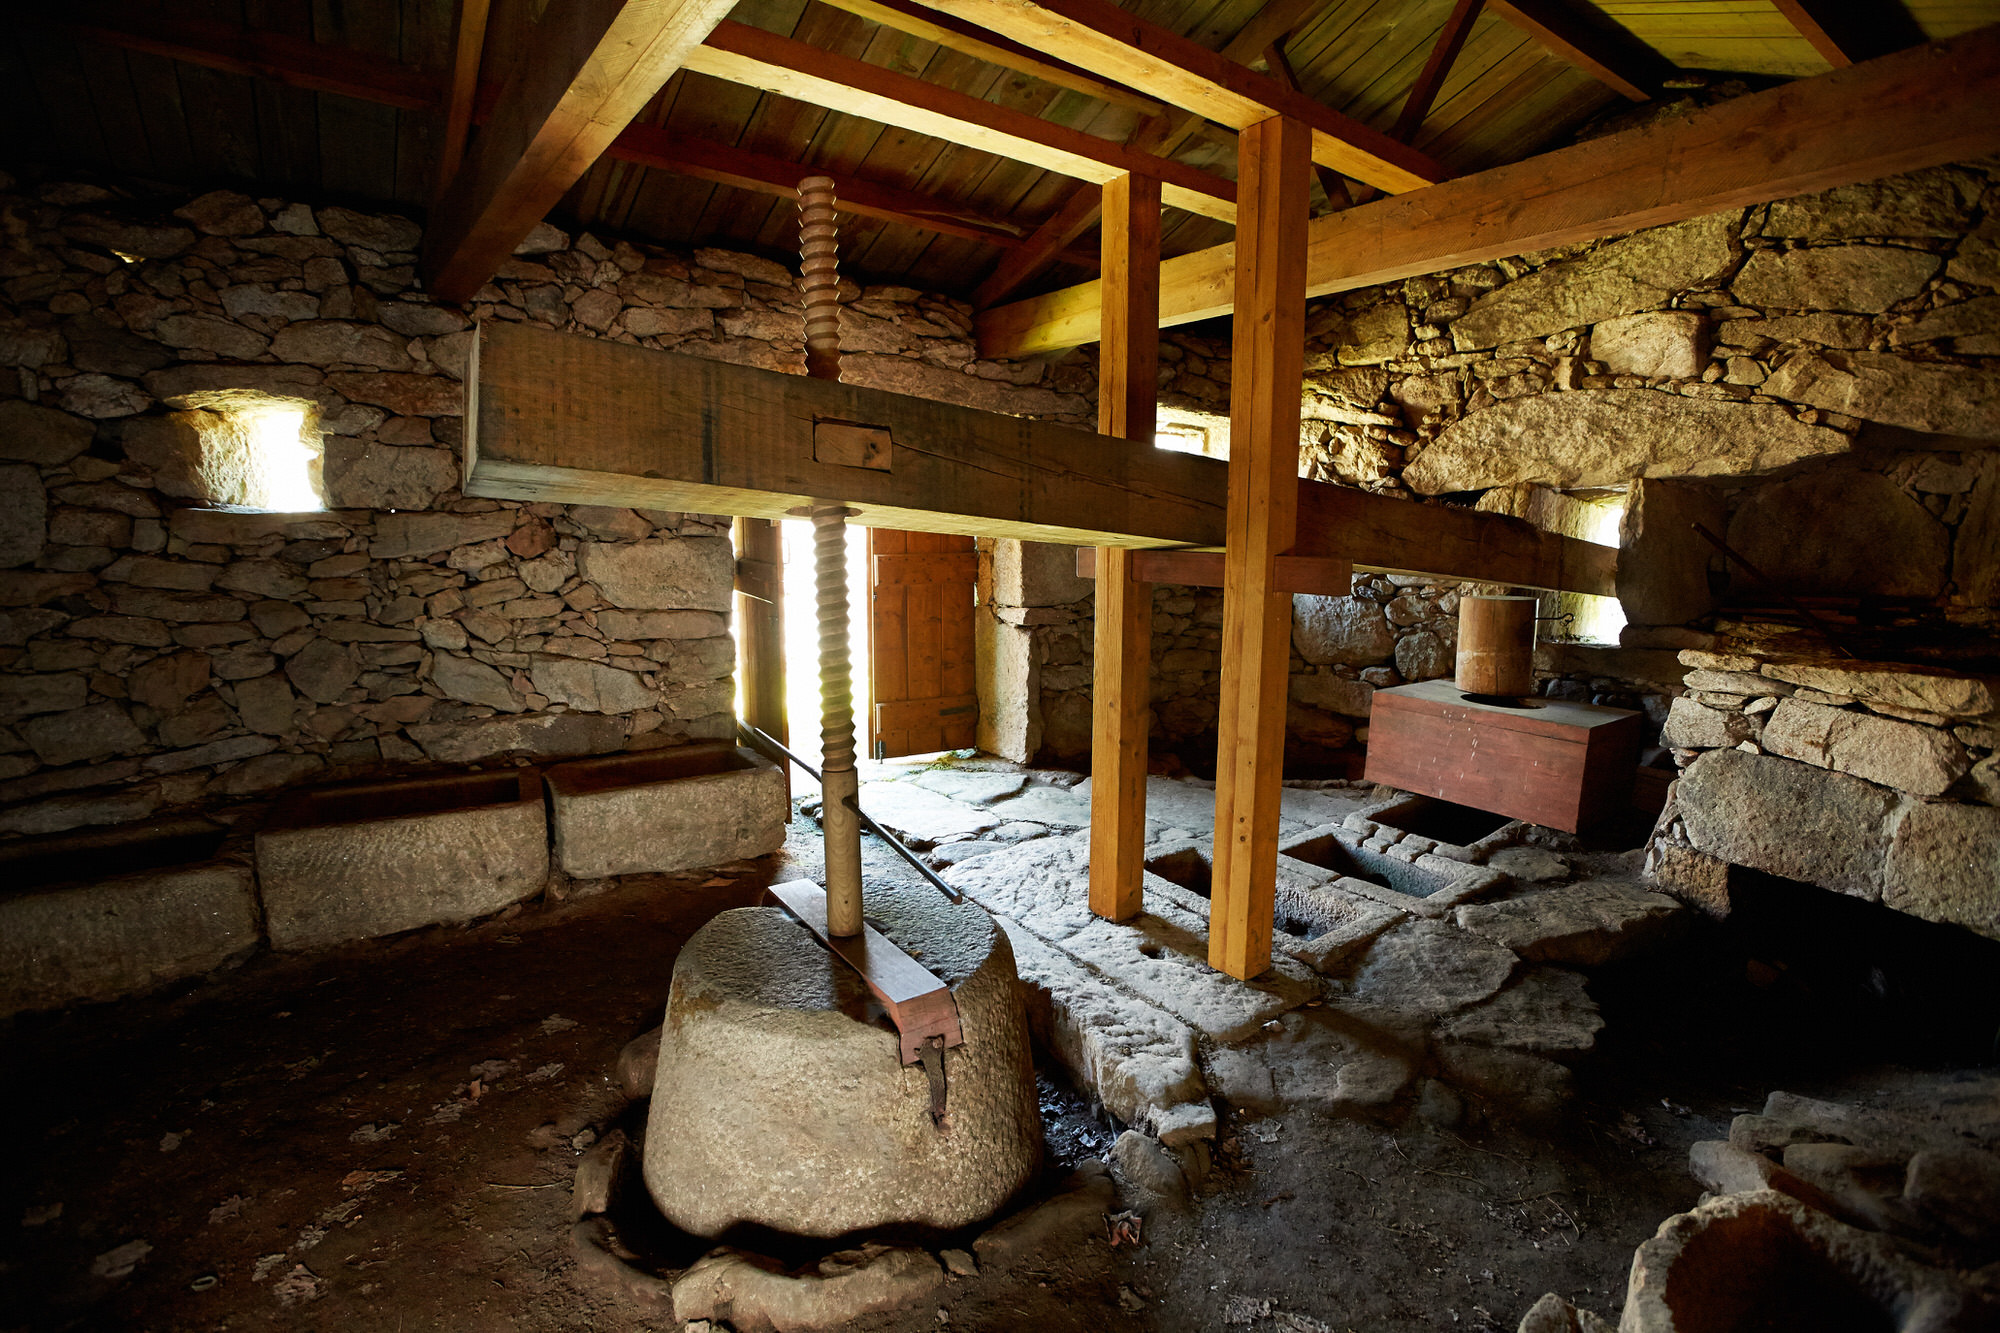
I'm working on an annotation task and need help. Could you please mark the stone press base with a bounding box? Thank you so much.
[643,878,1042,1239]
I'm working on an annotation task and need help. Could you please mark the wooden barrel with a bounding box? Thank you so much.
[1455,596,1539,697]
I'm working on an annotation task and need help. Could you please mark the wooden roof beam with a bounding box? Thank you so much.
[439,0,494,188]
[423,0,739,304]
[684,21,1238,222]
[978,25,2000,355]
[813,0,1166,115]
[55,2,439,109]
[1393,0,1485,140]
[1484,0,1673,100]
[970,0,1332,309]
[608,123,1099,262]
[1769,0,1929,68]
[903,0,1443,190]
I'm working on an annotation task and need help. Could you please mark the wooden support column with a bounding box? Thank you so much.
[1209,115,1310,981]
[1088,173,1161,924]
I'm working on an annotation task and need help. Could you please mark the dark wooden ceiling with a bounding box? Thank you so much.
[3,0,1994,301]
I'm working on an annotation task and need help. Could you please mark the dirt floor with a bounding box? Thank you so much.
[5,785,1995,1333]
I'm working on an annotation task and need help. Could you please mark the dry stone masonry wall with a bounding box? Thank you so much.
[0,171,1146,839]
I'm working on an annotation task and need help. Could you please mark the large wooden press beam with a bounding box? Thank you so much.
[423,0,737,303]
[907,0,1442,191]
[466,320,1613,596]
[978,25,2000,355]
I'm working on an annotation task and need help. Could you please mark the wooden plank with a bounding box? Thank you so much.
[1483,0,1672,99]
[734,516,789,801]
[1089,172,1161,926]
[873,693,978,732]
[1392,0,1484,138]
[868,525,976,758]
[608,121,1097,258]
[872,551,979,582]
[978,25,2000,355]
[767,881,963,1063]
[423,0,739,303]
[438,0,494,187]
[468,320,1615,592]
[905,0,1443,189]
[1209,114,1310,983]
[1768,0,1926,67]
[1076,546,1354,592]
[52,2,440,107]
[684,21,1239,222]
[815,0,1166,114]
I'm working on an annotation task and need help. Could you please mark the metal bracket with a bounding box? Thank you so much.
[919,1035,949,1129]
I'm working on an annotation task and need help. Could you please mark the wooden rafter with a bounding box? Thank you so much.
[813,0,1165,115]
[685,21,1239,222]
[1393,0,1486,140]
[423,0,738,303]
[438,0,494,188]
[611,123,1099,261]
[1485,0,1671,101]
[1263,43,1355,209]
[907,0,1443,190]
[1768,0,1927,67]
[979,25,2000,355]
[56,2,439,108]
[970,0,1333,309]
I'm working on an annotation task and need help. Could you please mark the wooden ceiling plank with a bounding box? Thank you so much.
[970,181,1105,304]
[423,0,741,303]
[1482,0,1672,99]
[814,0,1168,114]
[53,2,440,108]
[684,20,1240,220]
[310,0,403,200]
[905,0,1443,187]
[979,25,2000,354]
[609,121,1097,258]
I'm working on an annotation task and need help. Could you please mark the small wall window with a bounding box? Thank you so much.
[1560,489,1627,645]
[175,391,326,513]
[1153,406,1230,459]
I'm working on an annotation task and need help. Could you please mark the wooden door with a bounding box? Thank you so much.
[868,530,977,758]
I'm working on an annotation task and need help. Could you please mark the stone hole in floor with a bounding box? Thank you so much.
[1651,1197,1898,1333]
[1277,832,1455,900]
[1369,794,1516,847]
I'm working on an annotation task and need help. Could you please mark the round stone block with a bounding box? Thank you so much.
[643,879,1042,1239]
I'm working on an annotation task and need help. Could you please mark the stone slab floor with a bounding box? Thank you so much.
[3,760,1987,1333]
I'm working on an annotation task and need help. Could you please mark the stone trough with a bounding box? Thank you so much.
[0,816,258,1016]
[544,742,787,879]
[255,770,547,950]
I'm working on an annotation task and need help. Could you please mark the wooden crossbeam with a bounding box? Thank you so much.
[1075,547,1355,592]
[57,2,440,108]
[1209,115,1312,983]
[814,0,1165,114]
[467,320,1615,596]
[684,22,1239,222]
[1484,0,1671,100]
[1087,173,1160,926]
[611,124,1098,261]
[906,0,1442,190]
[978,25,2000,355]
[423,0,737,304]
[970,0,1331,308]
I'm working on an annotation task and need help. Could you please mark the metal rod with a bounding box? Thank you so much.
[738,722,966,906]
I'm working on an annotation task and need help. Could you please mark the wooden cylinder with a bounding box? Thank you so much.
[1455,596,1538,697]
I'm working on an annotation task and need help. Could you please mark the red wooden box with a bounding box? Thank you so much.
[1361,679,1643,833]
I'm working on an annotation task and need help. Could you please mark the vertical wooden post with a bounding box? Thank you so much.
[1088,173,1160,923]
[1209,116,1310,980]
[734,516,790,802]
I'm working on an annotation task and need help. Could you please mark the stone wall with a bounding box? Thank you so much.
[1023,160,2000,766]
[1646,648,1999,940]
[0,171,1149,838]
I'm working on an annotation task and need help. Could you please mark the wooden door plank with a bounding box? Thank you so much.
[1088,171,1161,925]
[1209,114,1310,982]
[977,25,2000,354]
[735,516,789,800]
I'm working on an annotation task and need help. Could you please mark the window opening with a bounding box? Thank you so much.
[176,391,326,513]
